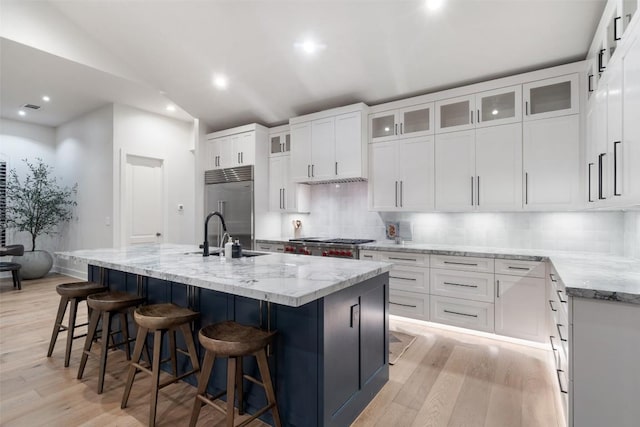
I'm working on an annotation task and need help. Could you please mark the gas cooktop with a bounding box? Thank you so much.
[288,238,375,245]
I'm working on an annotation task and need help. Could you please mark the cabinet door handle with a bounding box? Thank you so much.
[614,141,621,196]
[443,281,478,288]
[390,276,417,281]
[444,261,478,266]
[388,256,418,262]
[549,299,557,312]
[390,301,417,308]
[395,181,398,207]
[281,188,284,209]
[525,172,529,205]
[399,181,403,207]
[335,161,338,176]
[588,162,594,202]
[614,16,621,41]
[444,309,478,318]
[282,188,286,209]
[556,324,567,342]
[241,152,244,163]
[311,164,314,177]
[588,74,594,93]
[557,290,567,304]
[477,176,480,206]
[599,49,606,72]
[496,279,500,298]
[471,176,474,206]
[525,101,529,116]
[477,109,480,123]
[598,153,606,200]
[400,123,403,134]
[507,266,530,270]
[238,152,241,163]
[556,369,568,394]
[307,164,311,178]
[550,335,558,352]
[470,110,474,124]
[395,124,398,135]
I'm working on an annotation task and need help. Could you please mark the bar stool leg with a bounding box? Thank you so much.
[64,297,79,367]
[256,349,282,427]
[226,357,237,427]
[97,310,113,394]
[189,350,215,427]
[122,326,148,409]
[78,308,101,379]
[149,330,164,427]
[169,329,178,377]
[180,324,200,372]
[12,269,21,290]
[236,357,244,415]
[47,296,69,358]
[120,312,131,360]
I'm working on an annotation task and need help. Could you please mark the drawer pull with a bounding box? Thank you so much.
[549,273,557,282]
[557,324,567,342]
[390,276,417,281]
[556,369,568,394]
[549,335,558,352]
[390,301,417,308]
[507,266,530,270]
[443,281,478,288]
[549,299,557,312]
[362,255,374,259]
[388,256,418,262]
[259,246,270,250]
[275,248,283,252]
[444,309,478,318]
[443,261,478,266]
[557,290,567,304]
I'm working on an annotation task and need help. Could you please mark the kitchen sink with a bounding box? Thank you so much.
[183,250,266,258]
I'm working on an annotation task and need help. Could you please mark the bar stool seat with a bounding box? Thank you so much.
[77,291,145,394]
[189,321,281,427]
[47,281,107,367]
[121,303,201,427]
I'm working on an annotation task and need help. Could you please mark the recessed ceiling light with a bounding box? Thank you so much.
[42,95,50,102]
[294,38,326,55]
[18,110,26,116]
[166,104,176,112]
[492,109,499,115]
[425,0,445,12]
[213,74,228,90]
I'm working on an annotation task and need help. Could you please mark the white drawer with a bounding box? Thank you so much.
[360,250,379,261]
[430,295,494,333]
[389,290,429,321]
[430,268,494,303]
[378,251,429,267]
[430,255,494,273]
[495,259,545,278]
[389,265,429,294]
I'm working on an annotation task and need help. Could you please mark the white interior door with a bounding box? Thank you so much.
[124,154,165,245]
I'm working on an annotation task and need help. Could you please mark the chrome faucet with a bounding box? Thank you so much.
[203,211,228,257]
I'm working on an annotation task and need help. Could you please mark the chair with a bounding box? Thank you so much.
[0,244,24,290]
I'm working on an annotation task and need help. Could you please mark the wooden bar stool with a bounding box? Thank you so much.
[189,321,281,427]
[0,244,24,290]
[77,290,145,394]
[121,303,201,427]
[46,281,107,367]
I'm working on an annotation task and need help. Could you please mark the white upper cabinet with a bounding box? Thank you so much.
[269,130,291,157]
[269,155,309,213]
[435,95,475,133]
[621,31,640,203]
[523,114,580,210]
[522,74,579,120]
[435,130,476,211]
[231,132,255,166]
[370,103,434,143]
[475,85,522,128]
[369,136,434,211]
[290,104,368,183]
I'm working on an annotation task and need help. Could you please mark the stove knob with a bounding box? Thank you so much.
[346,251,353,257]
[322,251,328,256]
[341,250,348,256]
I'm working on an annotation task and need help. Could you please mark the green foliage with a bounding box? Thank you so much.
[6,158,77,251]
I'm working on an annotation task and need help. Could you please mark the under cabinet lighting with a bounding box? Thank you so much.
[42,95,50,102]
[18,110,26,116]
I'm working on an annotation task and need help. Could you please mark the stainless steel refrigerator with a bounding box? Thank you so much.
[204,165,254,250]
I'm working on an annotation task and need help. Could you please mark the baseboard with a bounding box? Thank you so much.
[52,265,87,280]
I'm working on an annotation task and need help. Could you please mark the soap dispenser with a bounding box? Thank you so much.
[232,239,242,258]
[225,237,234,258]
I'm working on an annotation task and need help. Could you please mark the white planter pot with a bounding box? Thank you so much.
[15,250,54,280]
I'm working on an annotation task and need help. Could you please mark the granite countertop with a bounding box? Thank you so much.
[55,244,391,307]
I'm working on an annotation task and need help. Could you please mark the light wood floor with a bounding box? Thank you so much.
[0,274,563,426]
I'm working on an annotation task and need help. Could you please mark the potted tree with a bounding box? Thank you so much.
[6,158,77,279]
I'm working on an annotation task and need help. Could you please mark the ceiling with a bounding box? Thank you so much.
[1,0,606,131]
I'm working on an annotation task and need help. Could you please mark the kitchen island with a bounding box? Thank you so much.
[56,244,391,427]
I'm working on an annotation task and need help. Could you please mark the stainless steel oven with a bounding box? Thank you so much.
[283,238,375,259]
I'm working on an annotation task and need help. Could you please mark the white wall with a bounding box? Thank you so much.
[0,118,57,252]
[54,105,114,277]
[283,181,630,256]
[112,104,195,246]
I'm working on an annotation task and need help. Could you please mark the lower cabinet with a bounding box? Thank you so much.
[389,290,429,320]
[494,274,546,342]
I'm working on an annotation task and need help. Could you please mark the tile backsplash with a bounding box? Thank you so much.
[282,181,638,257]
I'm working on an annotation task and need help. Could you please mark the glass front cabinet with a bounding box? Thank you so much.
[523,74,579,121]
[269,128,291,156]
[370,103,434,142]
[475,85,522,128]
